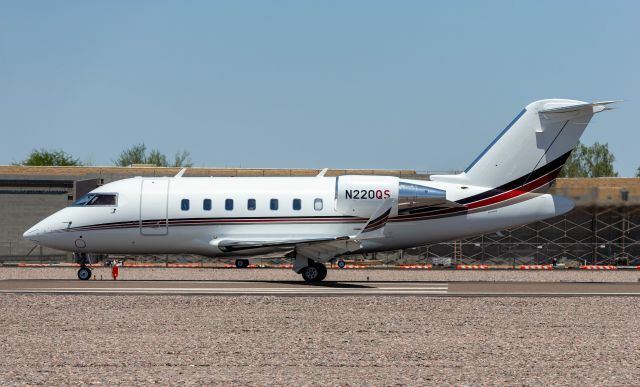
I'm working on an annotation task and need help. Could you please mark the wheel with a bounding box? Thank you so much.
[316,263,327,281]
[301,262,327,282]
[235,259,249,268]
[337,259,346,269]
[78,267,92,281]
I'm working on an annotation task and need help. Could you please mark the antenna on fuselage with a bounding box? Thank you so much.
[174,168,187,178]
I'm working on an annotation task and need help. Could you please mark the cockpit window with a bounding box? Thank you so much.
[72,193,117,206]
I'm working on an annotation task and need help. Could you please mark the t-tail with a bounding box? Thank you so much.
[431,99,619,191]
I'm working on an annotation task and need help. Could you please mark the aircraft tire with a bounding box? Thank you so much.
[235,259,250,269]
[301,262,326,282]
[316,263,327,281]
[337,259,346,269]
[78,267,92,281]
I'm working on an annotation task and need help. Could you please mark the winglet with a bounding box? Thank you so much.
[356,199,394,240]
[174,168,187,178]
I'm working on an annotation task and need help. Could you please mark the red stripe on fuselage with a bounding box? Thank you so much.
[465,166,561,209]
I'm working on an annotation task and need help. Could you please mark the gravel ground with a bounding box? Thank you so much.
[1,295,639,385]
[2,266,640,282]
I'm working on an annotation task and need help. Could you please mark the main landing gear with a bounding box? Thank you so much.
[300,262,327,282]
[291,254,327,282]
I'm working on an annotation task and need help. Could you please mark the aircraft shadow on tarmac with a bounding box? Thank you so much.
[87,279,450,288]
[112,280,375,288]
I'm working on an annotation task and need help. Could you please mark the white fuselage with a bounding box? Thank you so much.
[23,174,574,260]
[21,98,614,282]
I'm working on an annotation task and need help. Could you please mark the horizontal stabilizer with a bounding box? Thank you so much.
[539,100,621,114]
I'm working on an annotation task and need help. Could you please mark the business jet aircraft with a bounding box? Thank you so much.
[24,99,616,281]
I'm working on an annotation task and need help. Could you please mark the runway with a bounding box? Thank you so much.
[2,279,640,296]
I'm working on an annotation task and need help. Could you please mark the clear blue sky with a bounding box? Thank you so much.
[1,1,638,175]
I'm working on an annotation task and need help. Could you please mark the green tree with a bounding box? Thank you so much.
[559,143,589,178]
[114,143,192,167]
[18,149,82,166]
[636,166,640,177]
[114,143,148,166]
[146,149,168,167]
[173,150,193,167]
[559,141,618,178]
[583,142,618,177]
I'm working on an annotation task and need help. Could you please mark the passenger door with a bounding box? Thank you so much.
[140,179,169,235]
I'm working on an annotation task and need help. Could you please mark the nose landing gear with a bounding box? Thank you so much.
[77,266,92,281]
[74,253,92,281]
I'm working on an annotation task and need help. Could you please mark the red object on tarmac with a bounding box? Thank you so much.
[111,265,119,280]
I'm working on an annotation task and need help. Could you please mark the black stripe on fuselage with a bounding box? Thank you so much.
[456,150,571,205]
[68,216,367,232]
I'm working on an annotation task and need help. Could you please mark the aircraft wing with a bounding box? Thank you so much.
[214,235,362,263]
[213,199,394,261]
[215,235,351,253]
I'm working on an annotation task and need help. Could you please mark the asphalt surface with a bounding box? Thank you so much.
[3,269,640,385]
[3,279,640,296]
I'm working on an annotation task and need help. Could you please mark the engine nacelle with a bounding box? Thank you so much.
[398,182,447,213]
[335,176,448,218]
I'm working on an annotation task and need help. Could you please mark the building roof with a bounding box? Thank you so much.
[0,165,421,180]
[1,165,638,205]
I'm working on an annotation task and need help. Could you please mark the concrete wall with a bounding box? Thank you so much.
[0,193,69,261]
[1,166,639,264]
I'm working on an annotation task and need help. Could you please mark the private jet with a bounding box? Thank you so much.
[24,99,617,281]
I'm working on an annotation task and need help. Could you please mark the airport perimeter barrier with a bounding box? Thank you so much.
[456,265,489,270]
[579,265,619,270]
[9,262,640,270]
[399,264,433,269]
[519,265,554,270]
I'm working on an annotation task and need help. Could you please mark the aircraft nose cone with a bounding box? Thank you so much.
[23,224,44,242]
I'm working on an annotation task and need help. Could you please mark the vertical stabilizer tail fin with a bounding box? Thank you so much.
[431,99,617,190]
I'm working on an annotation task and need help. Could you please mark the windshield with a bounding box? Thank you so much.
[72,193,117,206]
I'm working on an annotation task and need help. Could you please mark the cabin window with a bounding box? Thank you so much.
[270,198,279,211]
[181,199,190,211]
[203,199,212,211]
[248,198,256,211]
[293,198,301,211]
[314,198,323,211]
[72,193,117,206]
[225,199,234,211]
